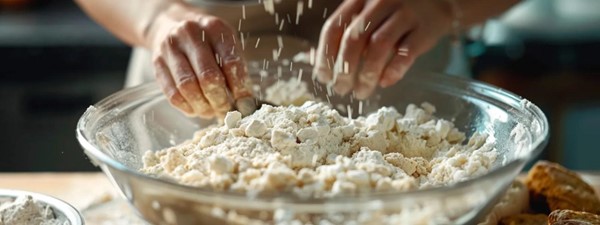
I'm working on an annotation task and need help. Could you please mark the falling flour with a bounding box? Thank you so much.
[141,101,497,198]
[263,78,315,106]
[0,195,66,225]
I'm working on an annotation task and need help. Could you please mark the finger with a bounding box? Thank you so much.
[178,21,231,114]
[153,57,195,116]
[313,0,365,84]
[355,10,414,99]
[380,29,437,88]
[163,35,214,118]
[201,17,253,101]
[334,0,399,96]
[380,54,413,88]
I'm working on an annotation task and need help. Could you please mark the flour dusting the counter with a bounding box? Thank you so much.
[141,101,497,198]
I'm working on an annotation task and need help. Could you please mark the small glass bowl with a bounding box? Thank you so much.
[0,189,84,225]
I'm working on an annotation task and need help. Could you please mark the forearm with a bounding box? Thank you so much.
[453,0,521,28]
[75,0,183,48]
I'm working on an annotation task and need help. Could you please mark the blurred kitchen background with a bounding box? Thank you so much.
[0,0,598,172]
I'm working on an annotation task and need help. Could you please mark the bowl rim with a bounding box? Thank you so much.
[76,71,549,204]
[0,189,85,225]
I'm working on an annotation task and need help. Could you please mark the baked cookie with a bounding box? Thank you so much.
[498,213,547,225]
[525,161,600,214]
[551,221,598,225]
[549,209,600,225]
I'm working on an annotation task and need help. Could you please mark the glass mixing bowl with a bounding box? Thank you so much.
[76,64,548,225]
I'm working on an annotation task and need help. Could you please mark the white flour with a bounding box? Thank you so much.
[142,101,497,198]
[263,78,315,106]
[0,195,65,225]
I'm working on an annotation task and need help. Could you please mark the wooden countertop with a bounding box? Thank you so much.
[1,172,600,210]
[0,172,116,209]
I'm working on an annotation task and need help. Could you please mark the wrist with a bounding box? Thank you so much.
[143,1,189,49]
[437,0,463,40]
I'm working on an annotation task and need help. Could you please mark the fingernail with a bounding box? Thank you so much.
[356,72,377,99]
[334,83,351,96]
[355,87,370,100]
[220,102,233,112]
[215,101,232,114]
[209,86,232,112]
[216,88,230,106]
[243,78,254,93]
[355,84,373,100]
[179,102,194,115]
[333,75,353,96]
[190,95,212,115]
[235,97,257,116]
[381,65,408,88]
[313,68,331,83]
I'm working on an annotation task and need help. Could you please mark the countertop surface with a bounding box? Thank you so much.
[0,172,115,209]
[1,172,599,224]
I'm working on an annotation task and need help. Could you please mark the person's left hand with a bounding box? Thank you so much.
[313,0,453,99]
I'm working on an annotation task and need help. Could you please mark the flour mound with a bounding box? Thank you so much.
[0,195,66,225]
[142,101,497,198]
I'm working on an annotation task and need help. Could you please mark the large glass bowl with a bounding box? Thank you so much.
[76,65,548,225]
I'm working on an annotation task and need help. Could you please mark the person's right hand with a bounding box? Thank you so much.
[145,2,254,118]
[313,0,453,99]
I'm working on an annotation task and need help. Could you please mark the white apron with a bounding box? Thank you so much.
[124,0,455,88]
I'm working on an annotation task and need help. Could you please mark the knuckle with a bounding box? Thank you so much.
[152,57,164,68]
[223,60,247,78]
[179,20,196,31]
[215,105,231,113]
[370,32,394,47]
[231,78,252,97]
[220,56,244,72]
[371,0,387,9]
[196,110,214,118]
[359,73,378,86]
[205,88,229,106]
[322,19,335,30]
[221,54,242,64]
[337,73,354,82]
[202,16,226,30]
[153,65,170,84]
[162,33,178,48]
[315,68,333,82]
[174,23,193,38]
[208,82,228,96]
[198,68,226,85]
[376,0,401,9]
[340,48,361,63]
[322,20,343,35]
[342,32,362,46]
[175,76,198,93]
[154,69,166,82]
[166,89,184,105]
[317,74,331,83]
[329,28,344,39]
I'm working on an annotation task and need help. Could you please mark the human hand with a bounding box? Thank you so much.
[146,2,254,118]
[314,0,453,99]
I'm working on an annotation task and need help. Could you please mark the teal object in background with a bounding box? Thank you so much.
[563,104,600,170]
